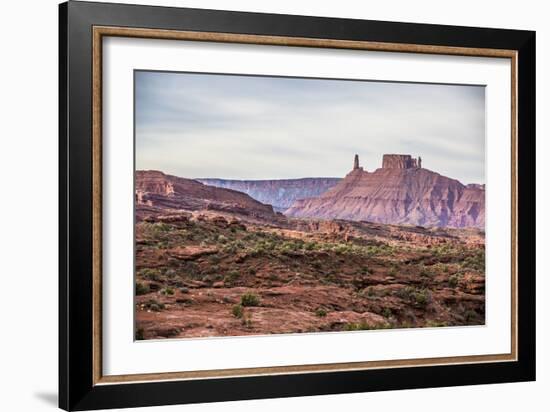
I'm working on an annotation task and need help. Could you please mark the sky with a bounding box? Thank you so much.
[135,71,485,184]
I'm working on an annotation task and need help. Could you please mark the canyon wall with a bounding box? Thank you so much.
[196,178,341,212]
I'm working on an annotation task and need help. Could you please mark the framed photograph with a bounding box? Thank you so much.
[59,1,536,410]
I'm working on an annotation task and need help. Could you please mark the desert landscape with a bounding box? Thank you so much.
[135,154,485,340]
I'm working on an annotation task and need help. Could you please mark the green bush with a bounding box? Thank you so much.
[160,287,175,296]
[156,223,172,232]
[225,270,240,283]
[413,289,431,306]
[425,320,449,327]
[464,309,478,323]
[315,308,327,317]
[448,273,461,287]
[143,299,165,312]
[135,328,145,340]
[396,286,432,306]
[208,254,221,264]
[343,321,389,331]
[135,282,150,296]
[461,251,485,271]
[140,268,161,281]
[240,292,260,307]
[232,304,244,318]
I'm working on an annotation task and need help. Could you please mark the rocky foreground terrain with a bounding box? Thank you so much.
[135,169,485,340]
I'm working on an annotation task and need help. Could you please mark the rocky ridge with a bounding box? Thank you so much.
[136,170,275,218]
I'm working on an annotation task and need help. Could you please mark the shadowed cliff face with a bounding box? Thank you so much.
[196,178,341,212]
[285,155,485,229]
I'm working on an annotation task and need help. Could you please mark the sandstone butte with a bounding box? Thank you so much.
[285,154,485,229]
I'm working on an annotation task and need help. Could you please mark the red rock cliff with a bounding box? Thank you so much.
[285,155,484,228]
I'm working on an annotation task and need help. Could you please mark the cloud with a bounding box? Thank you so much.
[135,71,485,184]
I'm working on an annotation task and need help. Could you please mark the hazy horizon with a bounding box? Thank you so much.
[136,71,485,184]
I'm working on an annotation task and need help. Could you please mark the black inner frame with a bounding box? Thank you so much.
[59,1,536,411]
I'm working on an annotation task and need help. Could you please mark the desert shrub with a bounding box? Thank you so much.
[240,292,260,307]
[140,222,173,238]
[143,299,165,312]
[461,251,485,272]
[181,261,201,279]
[220,239,244,254]
[304,242,316,251]
[413,289,432,306]
[140,268,162,282]
[209,254,221,264]
[425,320,449,327]
[160,287,175,296]
[135,282,149,296]
[139,222,173,239]
[333,244,355,255]
[365,243,392,257]
[249,240,275,256]
[396,287,432,306]
[155,223,172,232]
[321,273,337,285]
[242,232,261,242]
[382,307,392,318]
[232,304,244,318]
[315,308,327,317]
[361,266,370,275]
[222,243,238,254]
[226,270,240,281]
[463,309,478,323]
[396,286,416,300]
[418,263,430,277]
[311,260,323,270]
[179,287,189,294]
[277,240,305,255]
[135,328,145,340]
[343,321,390,331]
[448,273,461,287]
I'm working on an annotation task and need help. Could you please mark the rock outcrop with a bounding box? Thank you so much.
[136,170,275,217]
[382,154,421,169]
[196,177,341,212]
[285,155,485,228]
